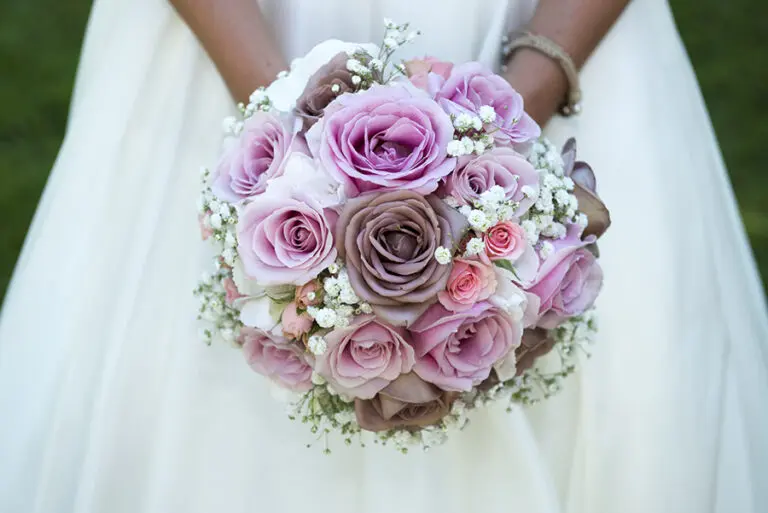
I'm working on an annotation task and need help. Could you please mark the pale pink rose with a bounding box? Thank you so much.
[527,224,603,328]
[434,62,540,145]
[240,328,312,391]
[485,221,526,260]
[404,56,454,93]
[212,111,305,202]
[295,280,323,308]
[438,256,497,312]
[411,302,522,391]
[236,193,338,286]
[440,148,539,215]
[222,277,243,305]
[198,212,213,240]
[306,83,456,197]
[314,315,415,399]
[281,301,314,339]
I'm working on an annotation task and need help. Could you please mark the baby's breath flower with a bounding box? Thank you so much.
[446,140,462,157]
[467,210,490,231]
[324,278,341,298]
[464,237,486,257]
[460,136,475,155]
[209,213,223,230]
[221,248,236,266]
[434,246,452,265]
[539,241,555,260]
[314,308,338,328]
[478,105,497,123]
[520,185,537,199]
[308,336,328,355]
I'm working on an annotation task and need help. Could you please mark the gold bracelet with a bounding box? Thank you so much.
[501,31,582,116]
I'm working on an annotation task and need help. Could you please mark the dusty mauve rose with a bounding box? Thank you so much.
[354,372,458,432]
[212,111,305,202]
[561,138,611,239]
[240,328,312,391]
[514,328,556,375]
[410,302,522,391]
[438,255,497,312]
[484,221,527,260]
[295,52,356,131]
[237,194,337,286]
[434,62,540,145]
[527,224,603,328]
[337,191,468,326]
[440,147,539,215]
[295,280,323,308]
[314,315,415,399]
[281,301,313,339]
[404,56,454,92]
[306,83,456,197]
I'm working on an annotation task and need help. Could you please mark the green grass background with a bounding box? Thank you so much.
[1,1,767,301]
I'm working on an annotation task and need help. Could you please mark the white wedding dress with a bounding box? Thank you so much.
[1,0,767,511]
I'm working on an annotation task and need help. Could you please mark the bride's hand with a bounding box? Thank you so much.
[502,0,631,127]
[502,48,569,127]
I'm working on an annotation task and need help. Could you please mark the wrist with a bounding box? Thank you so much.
[502,48,567,125]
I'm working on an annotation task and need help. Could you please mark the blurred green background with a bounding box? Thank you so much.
[1,1,767,302]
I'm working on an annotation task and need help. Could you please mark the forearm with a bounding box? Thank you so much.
[169,0,286,102]
[504,0,631,125]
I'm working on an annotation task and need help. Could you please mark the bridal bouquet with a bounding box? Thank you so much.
[195,20,610,452]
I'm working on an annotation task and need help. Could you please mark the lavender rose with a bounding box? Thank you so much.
[410,301,522,391]
[213,111,304,202]
[237,194,337,286]
[434,62,540,145]
[314,315,415,399]
[295,52,356,131]
[354,372,457,432]
[240,328,312,392]
[527,224,603,328]
[440,147,539,215]
[337,191,468,326]
[306,83,456,196]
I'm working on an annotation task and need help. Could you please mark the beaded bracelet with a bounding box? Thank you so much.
[502,31,582,116]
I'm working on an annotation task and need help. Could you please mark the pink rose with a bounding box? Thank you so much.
[212,111,305,202]
[440,147,539,215]
[306,83,456,197]
[240,328,312,391]
[222,277,243,305]
[438,256,497,312]
[236,194,337,286]
[410,302,522,391]
[281,301,313,339]
[314,316,415,399]
[295,280,323,308]
[485,221,527,260]
[404,56,454,92]
[434,62,540,145]
[527,224,603,328]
